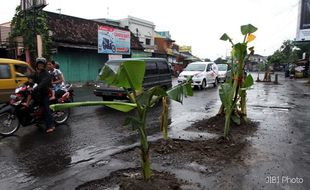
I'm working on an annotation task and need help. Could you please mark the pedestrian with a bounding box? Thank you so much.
[30,57,55,133]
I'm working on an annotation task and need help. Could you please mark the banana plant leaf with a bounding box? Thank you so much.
[123,116,143,129]
[219,83,233,108]
[241,24,258,35]
[231,113,241,125]
[100,60,145,91]
[136,86,168,107]
[220,33,231,41]
[233,43,247,60]
[50,101,137,112]
[167,78,193,104]
[240,74,254,90]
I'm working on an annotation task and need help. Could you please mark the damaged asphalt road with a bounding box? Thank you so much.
[0,73,309,190]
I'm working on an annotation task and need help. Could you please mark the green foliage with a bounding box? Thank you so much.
[219,83,234,108]
[220,33,231,41]
[231,114,241,125]
[294,41,310,59]
[268,40,299,70]
[10,5,52,60]
[214,57,228,65]
[99,60,193,180]
[220,33,233,45]
[50,101,137,112]
[219,24,257,137]
[240,24,258,35]
[100,60,145,91]
[167,79,193,104]
[136,86,167,107]
[51,60,193,181]
[241,74,254,90]
[233,43,247,60]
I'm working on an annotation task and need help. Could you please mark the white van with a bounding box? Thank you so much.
[177,62,218,89]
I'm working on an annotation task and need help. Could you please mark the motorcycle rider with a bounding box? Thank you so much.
[30,57,55,133]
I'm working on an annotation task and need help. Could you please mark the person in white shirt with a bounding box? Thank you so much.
[47,61,66,98]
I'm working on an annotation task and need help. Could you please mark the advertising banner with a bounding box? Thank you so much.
[98,26,131,54]
[297,0,310,41]
[300,0,310,29]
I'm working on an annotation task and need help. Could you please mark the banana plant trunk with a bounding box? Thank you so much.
[161,96,169,140]
[140,128,151,180]
[139,111,151,180]
[218,104,224,115]
[225,74,238,137]
[240,90,247,121]
[238,59,247,120]
[224,109,232,137]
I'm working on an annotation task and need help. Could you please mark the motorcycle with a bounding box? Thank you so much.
[102,37,116,53]
[0,82,74,136]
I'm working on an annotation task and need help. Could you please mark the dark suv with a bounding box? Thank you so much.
[94,58,172,101]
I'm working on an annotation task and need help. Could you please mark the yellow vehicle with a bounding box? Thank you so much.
[0,58,33,103]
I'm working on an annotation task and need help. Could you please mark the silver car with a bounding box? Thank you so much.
[217,64,228,83]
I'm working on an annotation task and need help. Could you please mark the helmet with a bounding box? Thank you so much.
[35,57,47,67]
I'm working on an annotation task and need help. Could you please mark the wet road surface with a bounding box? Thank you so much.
[0,73,309,190]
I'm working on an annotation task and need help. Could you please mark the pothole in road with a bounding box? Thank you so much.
[91,160,110,168]
[248,104,295,111]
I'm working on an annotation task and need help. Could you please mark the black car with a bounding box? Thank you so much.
[94,58,172,101]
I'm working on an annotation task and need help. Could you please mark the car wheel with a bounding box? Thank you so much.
[213,78,218,87]
[200,79,207,90]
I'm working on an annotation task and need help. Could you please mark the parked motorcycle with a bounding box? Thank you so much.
[0,82,73,136]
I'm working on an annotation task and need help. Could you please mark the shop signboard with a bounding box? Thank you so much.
[98,26,131,54]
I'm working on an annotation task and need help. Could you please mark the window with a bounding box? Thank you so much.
[212,64,217,71]
[0,64,11,79]
[157,61,169,74]
[14,64,29,77]
[145,62,157,75]
[206,64,212,71]
[145,38,151,45]
[185,64,206,72]
[217,64,228,71]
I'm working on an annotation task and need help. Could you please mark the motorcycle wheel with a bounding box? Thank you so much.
[0,112,20,136]
[53,109,70,125]
[112,45,116,53]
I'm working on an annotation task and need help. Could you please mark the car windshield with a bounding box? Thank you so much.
[184,64,206,71]
[217,64,228,71]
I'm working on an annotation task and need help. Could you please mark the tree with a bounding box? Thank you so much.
[268,40,297,68]
[214,57,227,64]
[10,5,52,62]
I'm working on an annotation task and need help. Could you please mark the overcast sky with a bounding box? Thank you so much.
[0,0,299,60]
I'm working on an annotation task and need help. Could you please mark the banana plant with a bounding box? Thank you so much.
[219,24,256,138]
[50,60,192,181]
